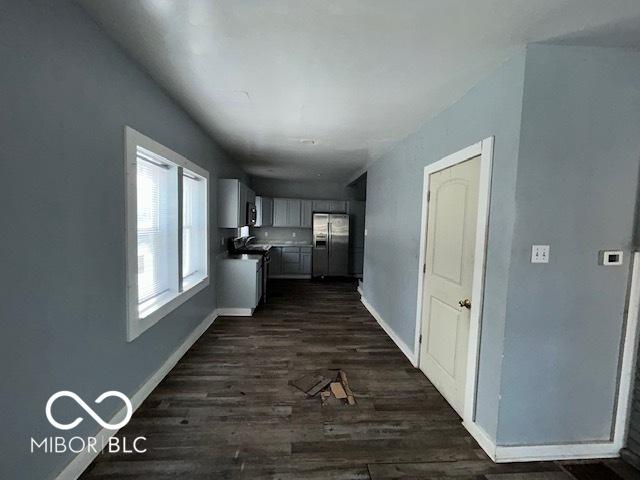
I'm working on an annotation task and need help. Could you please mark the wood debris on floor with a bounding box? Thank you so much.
[289,369,356,405]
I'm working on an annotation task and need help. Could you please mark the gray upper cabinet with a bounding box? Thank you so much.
[273,198,304,227]
[286,199,301,227]
[312,200,331,212]
[312,199,348,213]
[258,197,349,228]
[273,198,288,227]
[301,200,313,227]
[255,196,273,227]
[218,178,254,228]
[330,200,348,213]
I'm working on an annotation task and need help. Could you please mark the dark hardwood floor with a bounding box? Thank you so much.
[82,280,639,479]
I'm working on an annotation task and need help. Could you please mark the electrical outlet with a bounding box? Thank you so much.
[364,229,368,236]
[264,231,269,237]
[292,232,296,237]
[531,245,550,264]
[220,237,225,246]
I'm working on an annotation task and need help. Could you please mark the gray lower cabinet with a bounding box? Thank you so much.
[282,247,301,274]
[269,247,282,276]
[301,247,312,273]
[217,256,263,313]
[268,246,312,277]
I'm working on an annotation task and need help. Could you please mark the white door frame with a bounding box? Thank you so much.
[414,136,494,426]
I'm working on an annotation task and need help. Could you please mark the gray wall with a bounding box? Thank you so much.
[363,43,640,447]
[497,45,640,445]
[0,1,245,478]
[363,52,527,440]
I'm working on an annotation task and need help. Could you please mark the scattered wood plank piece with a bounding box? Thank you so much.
[339,370,356,405]
[307,377,334,397]
[320,391,331,405]
[330,382,347,399]
[289,373,325,394]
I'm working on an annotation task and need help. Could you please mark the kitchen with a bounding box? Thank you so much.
[216,178,367,315]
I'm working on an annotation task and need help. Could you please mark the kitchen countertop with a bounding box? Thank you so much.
[253,242,313,248]
[220,253,263,262]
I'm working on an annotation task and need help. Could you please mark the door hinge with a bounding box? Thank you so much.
[427,191,431,202]
[423,263,426,274]
[419,334,422,343]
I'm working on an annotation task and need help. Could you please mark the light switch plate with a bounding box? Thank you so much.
[531,245,550,264]
[364,229,368,236]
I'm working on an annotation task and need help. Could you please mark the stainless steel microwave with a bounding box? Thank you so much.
[246,202,257,226]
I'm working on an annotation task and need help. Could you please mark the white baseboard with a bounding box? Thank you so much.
[216,307,253,316]
[494,441,619,463]
[462,419,619,463]
[357,285,363,296]
[360,296,417,365]
[269,274,311,279]
[54,308,219,480]
[463,421,497,460]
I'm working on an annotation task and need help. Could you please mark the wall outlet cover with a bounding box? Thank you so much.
[531,245,550,264]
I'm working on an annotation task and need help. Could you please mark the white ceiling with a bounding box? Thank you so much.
[79,0,640,181]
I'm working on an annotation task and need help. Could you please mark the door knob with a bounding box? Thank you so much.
[458,299,471,309]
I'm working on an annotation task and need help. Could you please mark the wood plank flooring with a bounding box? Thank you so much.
[81,280,639,479]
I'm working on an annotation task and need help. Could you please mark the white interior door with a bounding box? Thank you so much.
[419,155,480,416]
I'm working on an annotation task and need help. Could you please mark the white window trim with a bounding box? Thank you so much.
[124,126,210,341]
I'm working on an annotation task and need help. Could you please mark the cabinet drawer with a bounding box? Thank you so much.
[282,252,300,264]
[282,247,300,254]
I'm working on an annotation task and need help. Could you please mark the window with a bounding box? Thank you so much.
[125,127,209,341]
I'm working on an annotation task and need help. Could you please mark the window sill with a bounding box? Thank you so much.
[127,276,209,342]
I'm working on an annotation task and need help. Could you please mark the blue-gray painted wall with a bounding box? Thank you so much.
[363,52,527,440]
[497,45,640,445]
[0,1,245,478]
[364,44,640,446]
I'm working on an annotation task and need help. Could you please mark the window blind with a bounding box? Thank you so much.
[182,171,207,285]
[136,149,172,307]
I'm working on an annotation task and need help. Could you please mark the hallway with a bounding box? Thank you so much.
[82,280,634,479]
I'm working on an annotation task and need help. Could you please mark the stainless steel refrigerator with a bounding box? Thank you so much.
[312,213,349,277]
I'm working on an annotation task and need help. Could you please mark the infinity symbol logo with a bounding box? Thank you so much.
[45,391,133,431]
